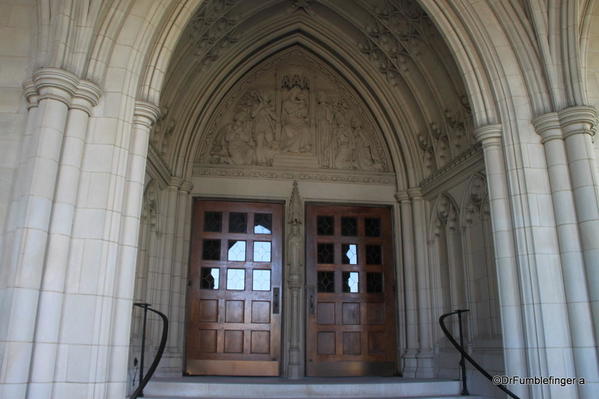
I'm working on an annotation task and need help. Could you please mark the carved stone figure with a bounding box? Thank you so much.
[316,91,334,168]
[281,86,311,153]
[221,112,254,165]
[334,129,354,169]
[352,120,384,171]
[250,91,277,165]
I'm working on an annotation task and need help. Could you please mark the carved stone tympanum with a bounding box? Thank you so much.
[196,47,391,173]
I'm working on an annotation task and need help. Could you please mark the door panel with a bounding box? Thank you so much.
[186,200,283,376]
[306,204,397,376]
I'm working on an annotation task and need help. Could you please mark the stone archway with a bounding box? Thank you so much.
[2,1,599,398]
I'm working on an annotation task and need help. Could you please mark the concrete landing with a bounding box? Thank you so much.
[142,377,486,399]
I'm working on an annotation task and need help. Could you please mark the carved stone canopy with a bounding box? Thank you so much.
[195,47,393,176]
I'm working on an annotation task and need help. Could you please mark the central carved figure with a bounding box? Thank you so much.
[281,86,311,153]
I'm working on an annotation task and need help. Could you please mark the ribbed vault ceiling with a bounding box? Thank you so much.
[152,0,475,186]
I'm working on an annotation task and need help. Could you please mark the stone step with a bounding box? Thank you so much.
[145,397,483,399]
[142,377,485,399]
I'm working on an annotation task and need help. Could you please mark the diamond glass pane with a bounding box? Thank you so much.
[227,240,246,261]
[202,239,221,260]
[366,245,382,265]
[366,272,383,293]
[226,269,245,290]
[317,216,334,235]
[317,271,335,293]
[228,212,247,233]
[253,241,271,262]
[203,211,222,232]
[317,243,334,264]
[342,272,359,293]
[200,267,220,290]
[342,243,358,265]
[365,218,381,237]
[341,217,358,236]
[254,213,272,234]
[252,270,271,291]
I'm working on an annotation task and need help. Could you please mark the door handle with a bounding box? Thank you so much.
[307,286,316,315]
[273,287,280,314]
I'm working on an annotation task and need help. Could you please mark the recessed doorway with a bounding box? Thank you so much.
[185,200,283,376]
[305,204,398,376]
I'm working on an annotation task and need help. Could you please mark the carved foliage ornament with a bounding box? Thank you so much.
[196,48,392,173]
[464,174,489,226]
[188,0,239,68]
[435,194,459,234]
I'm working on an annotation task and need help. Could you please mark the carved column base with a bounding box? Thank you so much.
[402,349,419,378]
[415,351,435,378]
[288,346,302,379]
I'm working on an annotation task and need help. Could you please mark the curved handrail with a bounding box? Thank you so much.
[439,309,520,399]
[130,304,169,399]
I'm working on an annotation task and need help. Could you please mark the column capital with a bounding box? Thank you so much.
[168,176,184,189]
[133,101,161,128]
[22,80,39,109]
[394,190,410,203]
[558,105,597,139]
[32,67,79,106]
[474,124,502,147]
[179,180,194,193]
[407,187,423,200]
[532,112,562,143]
[71,80,102,115]
[168,176,194,193]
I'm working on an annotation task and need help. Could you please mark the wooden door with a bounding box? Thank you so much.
[306,204,397,376]
[185,200,283,376]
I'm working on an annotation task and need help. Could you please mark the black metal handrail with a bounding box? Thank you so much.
[130,303,168,399]
[439,309,520,399]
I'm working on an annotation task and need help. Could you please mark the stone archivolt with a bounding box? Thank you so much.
[196,48,392,174]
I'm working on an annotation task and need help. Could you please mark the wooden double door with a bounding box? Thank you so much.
[186,200,283,376]
[306,204,397,376]
[186,200,397,377]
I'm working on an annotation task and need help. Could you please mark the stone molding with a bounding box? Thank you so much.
[25,68,102,112]
[192,163,395,185]
[558,105,598,139]
[473,124,502,147]
[147,144,173,189]
[420,143,483,194]
[22,80,39,109]
[134,101,161,128]
[395,190,410,203]
[168,176,184,189]
[32,67,79,105]
[179,180,194,193]
[71,80,102,115]
[532,112,562,143]
[168,176,193,193]
[407,187,423,200]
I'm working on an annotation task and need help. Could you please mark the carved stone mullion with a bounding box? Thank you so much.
[285,181,304,378]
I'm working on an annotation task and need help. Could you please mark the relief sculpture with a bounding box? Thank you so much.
[199,48,391,173]
[250,91,277,165]
[280,76,312,153]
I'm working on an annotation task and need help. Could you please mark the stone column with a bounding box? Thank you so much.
[28,80,101,399]
[286,181,304,378]
[474,125,528,398]
[395,191,418,377]
[556,106,599,395]
[171,181,193,357]
[107,101,160,398]
[0,68,78,399]
[408,187,434,378]
[161,180,180,353]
